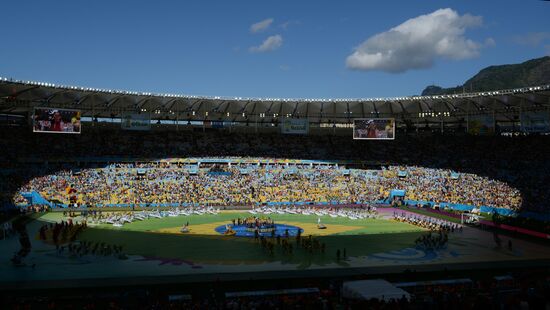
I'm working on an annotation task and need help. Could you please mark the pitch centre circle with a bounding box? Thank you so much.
[215,223,303,238]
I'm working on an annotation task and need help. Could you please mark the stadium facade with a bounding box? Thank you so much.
[1,77,549,133]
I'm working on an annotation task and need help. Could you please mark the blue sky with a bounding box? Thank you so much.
[1,0,549,98]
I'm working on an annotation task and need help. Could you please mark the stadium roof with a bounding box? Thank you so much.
[1,77,549,124]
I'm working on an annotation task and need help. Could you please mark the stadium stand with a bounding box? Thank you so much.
[2,269,550,309]
[1,128,548,214]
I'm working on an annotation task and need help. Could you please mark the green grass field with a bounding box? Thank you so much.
[37,212,425,268]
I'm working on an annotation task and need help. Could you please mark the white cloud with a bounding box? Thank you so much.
[250,35,283,53]
[250,18,273,33]
[346,8,489,73]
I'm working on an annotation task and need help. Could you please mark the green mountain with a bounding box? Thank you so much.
[421,56,550,96]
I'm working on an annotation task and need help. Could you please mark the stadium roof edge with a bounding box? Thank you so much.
[1,76,549,103]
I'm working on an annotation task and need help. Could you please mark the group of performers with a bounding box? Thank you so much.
[224,216,308,238]
[223,216,279,237]
[180,221,190,233]
[56,240,126,259]
[392,211,464,251]
[415,231,449,250]
[256,230,326,256]
[232,216,275,231]
[392,211,462,232]
[38,219,87,245]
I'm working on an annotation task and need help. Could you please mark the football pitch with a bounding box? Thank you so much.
[3,209,550,289]
[38,211,426,266]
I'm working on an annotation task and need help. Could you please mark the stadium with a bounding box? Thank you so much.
[2,2,550,309]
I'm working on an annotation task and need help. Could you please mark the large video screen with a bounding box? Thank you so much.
[121,113,151,131]
[33,108,81,134]
[468,115,494,135]
[353,118,395,140]
[281,118,309,135]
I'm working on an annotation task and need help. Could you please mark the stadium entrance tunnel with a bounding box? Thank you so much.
[215,223,304,238]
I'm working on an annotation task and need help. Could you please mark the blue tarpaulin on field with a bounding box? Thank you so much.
[21,191,52,207]
[480,206,516,216]
[439,203,473,212]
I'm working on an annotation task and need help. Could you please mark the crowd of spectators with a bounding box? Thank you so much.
[12,163,522,211]
[0,128,549,214]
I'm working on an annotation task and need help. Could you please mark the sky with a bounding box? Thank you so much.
[0,0,549,99]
